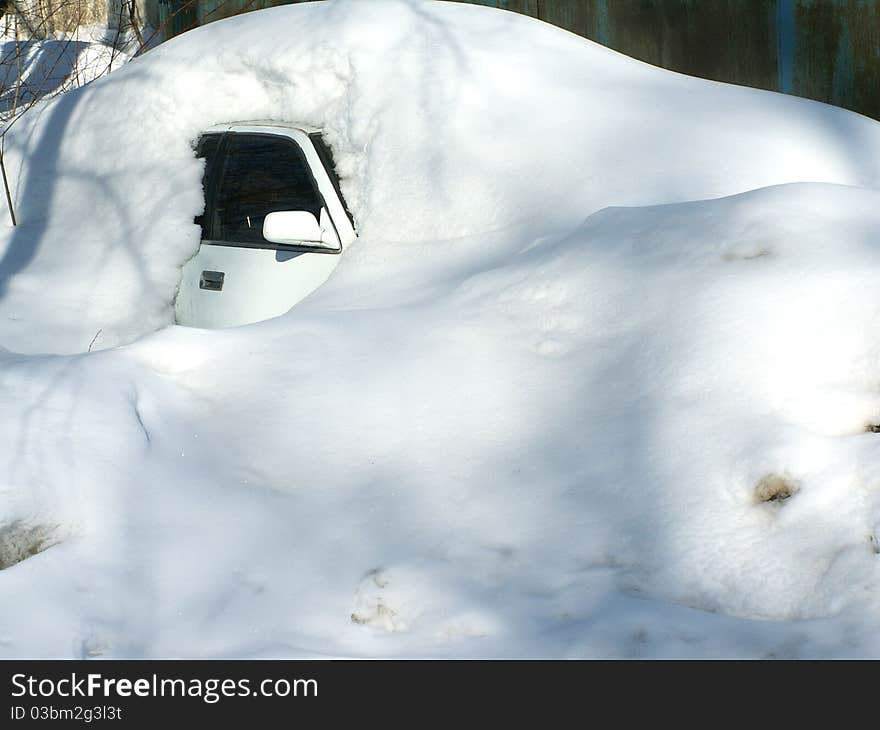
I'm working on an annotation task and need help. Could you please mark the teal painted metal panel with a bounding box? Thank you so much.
[157,0,198,38]
[777,0,796,93]
[788,0,880,118]
[156,0,880,121]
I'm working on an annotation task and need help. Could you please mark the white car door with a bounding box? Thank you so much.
[174,125,355,328]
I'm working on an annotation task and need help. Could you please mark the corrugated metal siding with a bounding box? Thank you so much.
[156,0,880,121]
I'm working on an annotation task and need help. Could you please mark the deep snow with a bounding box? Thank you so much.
[1,0,880,657]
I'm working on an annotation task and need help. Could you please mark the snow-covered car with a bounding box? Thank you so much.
[2,0,880,659]
[175,123,356,328]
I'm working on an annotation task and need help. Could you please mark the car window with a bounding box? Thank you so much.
[309,132,353,226]
[194,133,223,240]
[211,134,323,246]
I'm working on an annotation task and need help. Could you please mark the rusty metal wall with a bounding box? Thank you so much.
[159,0,880,121]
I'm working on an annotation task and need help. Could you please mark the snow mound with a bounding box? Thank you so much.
[1,1,880,657]
[0,0,879,352]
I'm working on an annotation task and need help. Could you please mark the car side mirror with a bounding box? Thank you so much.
[263,211,337,249]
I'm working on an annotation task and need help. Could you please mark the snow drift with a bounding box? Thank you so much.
[1,0,880,657]
[2,0,880,352]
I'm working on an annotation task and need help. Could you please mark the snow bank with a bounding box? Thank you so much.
[2,1,880,657]
[0,25,140,121]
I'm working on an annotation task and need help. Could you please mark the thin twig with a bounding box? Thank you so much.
[0,136,16,225]
[128,0,146,52]
[11,11,20,114]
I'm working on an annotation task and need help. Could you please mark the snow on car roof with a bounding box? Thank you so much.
[204,120,323,135]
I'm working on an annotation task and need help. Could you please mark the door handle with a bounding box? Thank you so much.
[200,270,225,291]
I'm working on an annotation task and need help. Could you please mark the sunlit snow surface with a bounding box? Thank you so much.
[1,1,880,657]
